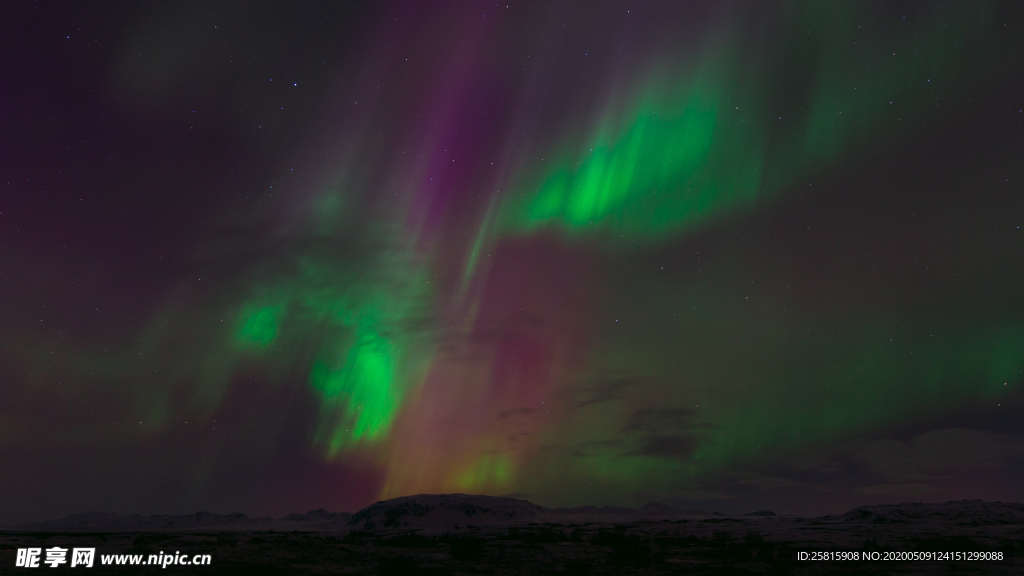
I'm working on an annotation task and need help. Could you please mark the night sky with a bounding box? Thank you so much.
[4,0,1024,524]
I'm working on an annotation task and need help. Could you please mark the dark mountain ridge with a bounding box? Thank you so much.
[6,495,1022,533]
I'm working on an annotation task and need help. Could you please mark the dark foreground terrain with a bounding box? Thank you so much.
[3,496,1022,575]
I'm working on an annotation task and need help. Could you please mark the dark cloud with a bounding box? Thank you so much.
[569,440,623,459]
[624,435,698,460]
[497,407,535,420]
[567,374,642,409]
[854,428,1024,483]
[621,407,697,433]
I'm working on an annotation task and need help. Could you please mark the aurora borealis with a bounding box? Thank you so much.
[4,0,1024,523]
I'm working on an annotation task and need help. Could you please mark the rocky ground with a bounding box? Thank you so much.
[2,496,1022,575]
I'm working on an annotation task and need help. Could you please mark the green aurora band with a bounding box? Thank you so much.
[195,0,1024,499]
